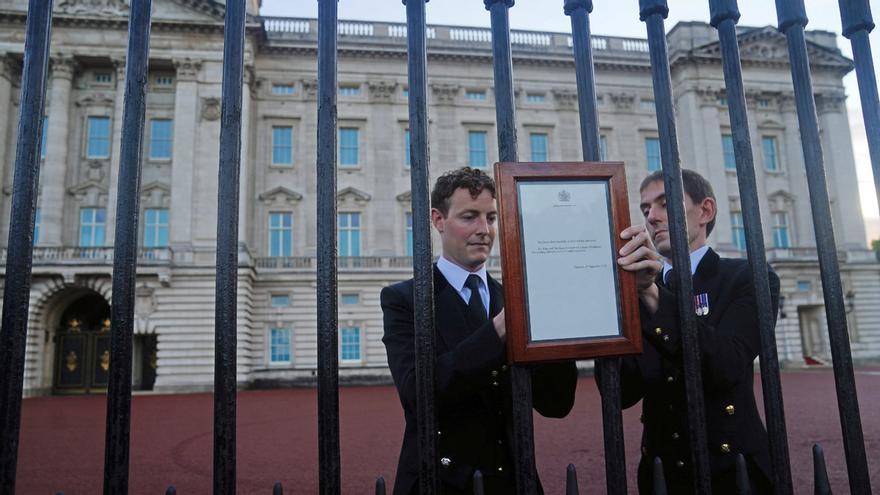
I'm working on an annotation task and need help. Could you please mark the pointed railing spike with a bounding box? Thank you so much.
[164,487,176,495]
[735,453,751,495]
[272,481,283,495]
[652,457,668,495]
[375,476,386,495]
[566,463,579,495]
[813,444,832,495]
[473,470,485,495]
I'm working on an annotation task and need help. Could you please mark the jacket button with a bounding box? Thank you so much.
[501,364,509,371]
[666,376,674,383]
[491,370,499,377]
[441,457,451,467]
[672,432,680,440]
[676,460,685,468]
[492,381,500,387]
[437,430,442,436]
[655,327,662,335]
[662,335,670,342]
[725,404,735,415]
[720,443,731,454]
[497,466,503,472]
[497,439,503,445]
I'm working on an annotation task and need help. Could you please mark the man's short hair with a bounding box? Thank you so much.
[640,169,717,236]
[431,167,496,216]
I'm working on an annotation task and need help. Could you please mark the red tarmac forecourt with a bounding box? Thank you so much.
[16,369,880,494]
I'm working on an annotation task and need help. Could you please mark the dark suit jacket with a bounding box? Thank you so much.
[381,265,577,495]
[607,248,779,494]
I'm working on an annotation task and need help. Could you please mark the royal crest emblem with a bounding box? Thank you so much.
[558,189,571,202]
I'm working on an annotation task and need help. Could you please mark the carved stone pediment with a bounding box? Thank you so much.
[689,26,852,70]
[396,191,412,203]
[693,86,724,106]
[552,89,577,109]
[76,93,115,107]
[259,186,303,205]
[174,58,202,81]
[430,83,459,104]
[769,190,795,211]
[57,0,130,17]
[368,80,398,102]
[67,179,108,205]
[609,92,636,111]
[815,91,847,114]
[140,181,171,208]
[337,186,371,206]
[301,79,318,100]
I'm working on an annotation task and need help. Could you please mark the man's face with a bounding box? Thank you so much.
[431,187,497,271]
[639,179,707,258]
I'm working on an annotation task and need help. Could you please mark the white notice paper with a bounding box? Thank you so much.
[517,180,621,341]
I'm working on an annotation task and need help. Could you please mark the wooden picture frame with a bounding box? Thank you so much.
[494,161,642,364]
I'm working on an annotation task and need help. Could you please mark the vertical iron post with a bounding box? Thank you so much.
[316,0,341,493]
[484,1,537,493]
[213,0,247,493]
[404,0,438,493]
[102,0,153,493]
[0,1,53,493]
[775,2,871,493]
[565,1,626,493]
[708,1,794,493]
[838,0,880,215]
[639,1,712,492]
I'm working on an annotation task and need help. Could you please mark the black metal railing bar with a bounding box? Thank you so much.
[775,1,871,492]
[708,1,795,493]
[565,1,628,493]
[640,0,712,491]
[213,0,247,493]
[316,0,341,493]
[102,0,153,492]
[0,0,53,493]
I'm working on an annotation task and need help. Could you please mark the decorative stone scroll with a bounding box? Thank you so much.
[609,92,636,111]
[173,58,201,82]
[430,83,459,104]
[57,0,130,16]
[552,89,577,109]
[200,97,220,122]
[368,80,398,103]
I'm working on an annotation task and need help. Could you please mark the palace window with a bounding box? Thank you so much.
[339,84,361,96]
[722,134,736,171]
[271,84,295,95]
[468,131,487,168]
[465,90,487,101]
[730,211,746,251]
[271,295,290,307]
[269,212,293,257]
[530,133,548,161]
[338,212,361,257]
[33,208,40,246]
[526,93,545,103]
[79,207,106,247]
[143,208,169,248]
[341,294,360,305]
[149,119,173,160]
[339,128,359,167]
[269,328,291,364]
[645,137,662,171]
[762,136,779,171]
[405,212,413,256]
[773,212,790,248]
[40,116,48,159]
[272,126,294,166]
[404,129,411,169]
[340,326,361,362]
[86,116,111,158]
[599,135,608,161]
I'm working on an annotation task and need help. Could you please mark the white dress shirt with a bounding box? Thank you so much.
[437,256,490,317]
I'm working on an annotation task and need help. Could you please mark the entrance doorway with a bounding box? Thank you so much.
[133,334,157,391]
[53,294,111,394]
[798,304,830,364]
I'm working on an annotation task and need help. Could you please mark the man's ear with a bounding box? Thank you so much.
[700,196,717,228]
[430,208,445,233]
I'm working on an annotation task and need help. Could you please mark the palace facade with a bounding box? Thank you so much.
[0,0,877,395]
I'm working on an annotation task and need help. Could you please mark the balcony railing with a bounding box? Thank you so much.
[0,246,173,265]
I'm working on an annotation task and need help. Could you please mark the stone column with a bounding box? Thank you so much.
[367,79,398,256]
[0,54,18,237]
[238,66,253,251]
[780,92,815,246]
[816,92,867,249]
[104,57,127,245]
[169,58,201,249]
[40,56,77,246]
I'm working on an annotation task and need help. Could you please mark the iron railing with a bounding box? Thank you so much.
[0,0,875,493]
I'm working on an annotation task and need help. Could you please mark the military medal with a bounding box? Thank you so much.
[694,293,710,316]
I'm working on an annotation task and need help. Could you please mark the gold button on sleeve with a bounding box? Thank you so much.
[725,404,735,415]
[720,443,731,454]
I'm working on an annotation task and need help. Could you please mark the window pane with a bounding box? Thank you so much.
[271,295,290,307]
[530,133,548,162]
[773,212,790,248]
[34,208,40,246]
[645,137,662,171]
[144,208,169,248]
[341,294,360,305]
[722,134,736,170]
[762,136,778,171]
[730,212,746,251]
[339,128,359,166]
[270,328,291,363]
[406,212,413,256]
[340,326,361,361]
[79,208,106,247]
[468,131,487,168]
[338,212,361,257]
[404,129,411,168]
[272,126,293,165]
[87,117,111,158]
[269,212,293,256]
[149,119,173,160]
[599,135,607,161]
[40,116,48,159]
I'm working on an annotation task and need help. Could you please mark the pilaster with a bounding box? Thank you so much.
[104,57,126,245]
[41,56,77,246]
[169,58,201,248]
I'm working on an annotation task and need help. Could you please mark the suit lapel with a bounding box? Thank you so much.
[488,274,504,318]
[692,248,720,295]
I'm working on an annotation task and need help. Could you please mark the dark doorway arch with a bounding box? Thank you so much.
[53,293,111,394]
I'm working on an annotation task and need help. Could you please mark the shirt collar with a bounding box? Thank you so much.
[437,255,488,291]
[662,244,710,278]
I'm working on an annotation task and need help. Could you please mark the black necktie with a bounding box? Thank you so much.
[465,274,488,323]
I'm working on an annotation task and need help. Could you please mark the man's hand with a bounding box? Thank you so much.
[493,309,506,342]
[618,224,662,314]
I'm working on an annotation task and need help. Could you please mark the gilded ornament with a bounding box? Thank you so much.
[66,351,78,372]
[100,350,110,372]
